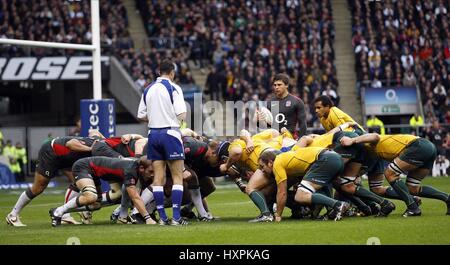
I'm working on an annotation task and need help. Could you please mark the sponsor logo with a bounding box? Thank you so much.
[0,56,109,81]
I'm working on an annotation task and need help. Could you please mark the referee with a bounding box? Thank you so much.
[137,59,188,226]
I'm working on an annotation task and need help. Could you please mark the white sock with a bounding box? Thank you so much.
[62,189,79,219]
[189,188,207,217]
[141,188,154,205]
[119,185,131,218]
[11,191,32,216]
[55,197,78,217]
[131,188,154,215]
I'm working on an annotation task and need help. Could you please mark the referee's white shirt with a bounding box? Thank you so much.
[137,77,186,128]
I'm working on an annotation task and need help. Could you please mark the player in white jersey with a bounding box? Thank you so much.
[137,59,188,226]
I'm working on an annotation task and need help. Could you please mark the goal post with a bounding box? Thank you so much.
[0,0,116,138]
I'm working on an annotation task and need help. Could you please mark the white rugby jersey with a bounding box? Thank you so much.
[137,77,186,128]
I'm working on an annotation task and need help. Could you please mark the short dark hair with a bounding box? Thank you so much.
[159,59,175,75]
[272,73,290,86]
[314,95,334,107]
[259,149,281,164]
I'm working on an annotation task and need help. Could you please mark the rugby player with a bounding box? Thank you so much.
[49,156,156,226]
[6,136,97,226]
[340,133,450,216]
[258,147,351,222]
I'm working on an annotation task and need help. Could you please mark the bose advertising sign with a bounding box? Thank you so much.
[364,86,418,116]
[80,99,116,138]
[0,56,109,81]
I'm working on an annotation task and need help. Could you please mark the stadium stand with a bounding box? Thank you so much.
[136,0,339,126]
[349,0,449,124]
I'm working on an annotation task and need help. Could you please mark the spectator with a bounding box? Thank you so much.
[14,142,27,182]
[403,69,417,87]
[366,115,385,135]
[409,113,425,134]
[425,119,447,155]
[432,154,449,177]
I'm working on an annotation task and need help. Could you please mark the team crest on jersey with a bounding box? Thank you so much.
[184,147,191,154]
[286,101,291,107]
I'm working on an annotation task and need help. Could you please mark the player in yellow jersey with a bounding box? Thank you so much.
[313,95,365,135]
[340,133,450,216]
[219,128,296,222]
[296,127,396,217]
[258,147,351,222]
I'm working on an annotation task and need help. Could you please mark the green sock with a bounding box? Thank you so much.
[384,187,402,200]
[355,186,384,204]
[419,186,450,202]
[249,191,270,215]
[389,179,416,209]
[311,193,339,208]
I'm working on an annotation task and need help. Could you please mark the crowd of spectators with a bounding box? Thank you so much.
[137,0,339,126]
[0,0,131,56]
[349,0,450,124]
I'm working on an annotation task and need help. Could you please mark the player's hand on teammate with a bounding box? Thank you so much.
[339,136,355,146]
[121,134,132,144]
[245,141,254,153]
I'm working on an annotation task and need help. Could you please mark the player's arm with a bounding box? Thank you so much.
[126,184,156,224]
[220,146,243,174]
[121,134,144,144]
[134,138,148,157]
[296,135,314,148]
[173,85,187,125]
[181,128,199,138]
[253,129,280,141]
[328,121,359,134]
[296,99,308,137]
[273,161,287,222]
[66,139,93,152]
[340,133,380,146]
[137,95,148,122]
[239,129,254,153]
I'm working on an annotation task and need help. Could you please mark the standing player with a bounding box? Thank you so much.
[258,74,307,138]
[137,59,188,226]
[5,136,97,226]
[313,95,365,135]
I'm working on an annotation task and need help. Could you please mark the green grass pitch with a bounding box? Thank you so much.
[1,177,450,245]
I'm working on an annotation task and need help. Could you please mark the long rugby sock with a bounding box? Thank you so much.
[354,186,384,204]
[311,193,340,208]
[119,185,131,218]
[419,186,450,202]
[55,197,78,217]
[189,188,207,217]
[11,188,35,216]
[383,187,402,200]
[153,186,168,221]
[249,191,270,215]
[130,188,155,215]
[172,185,184,221]
[389,178,416,209]
[62,189,79,220]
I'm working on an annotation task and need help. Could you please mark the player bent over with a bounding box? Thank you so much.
[341,133,450,216]
[6,136,97,227]
[48,156,156,227]
[258,147,351,222]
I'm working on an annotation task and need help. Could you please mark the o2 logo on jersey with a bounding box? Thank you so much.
[275,113,287,125]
